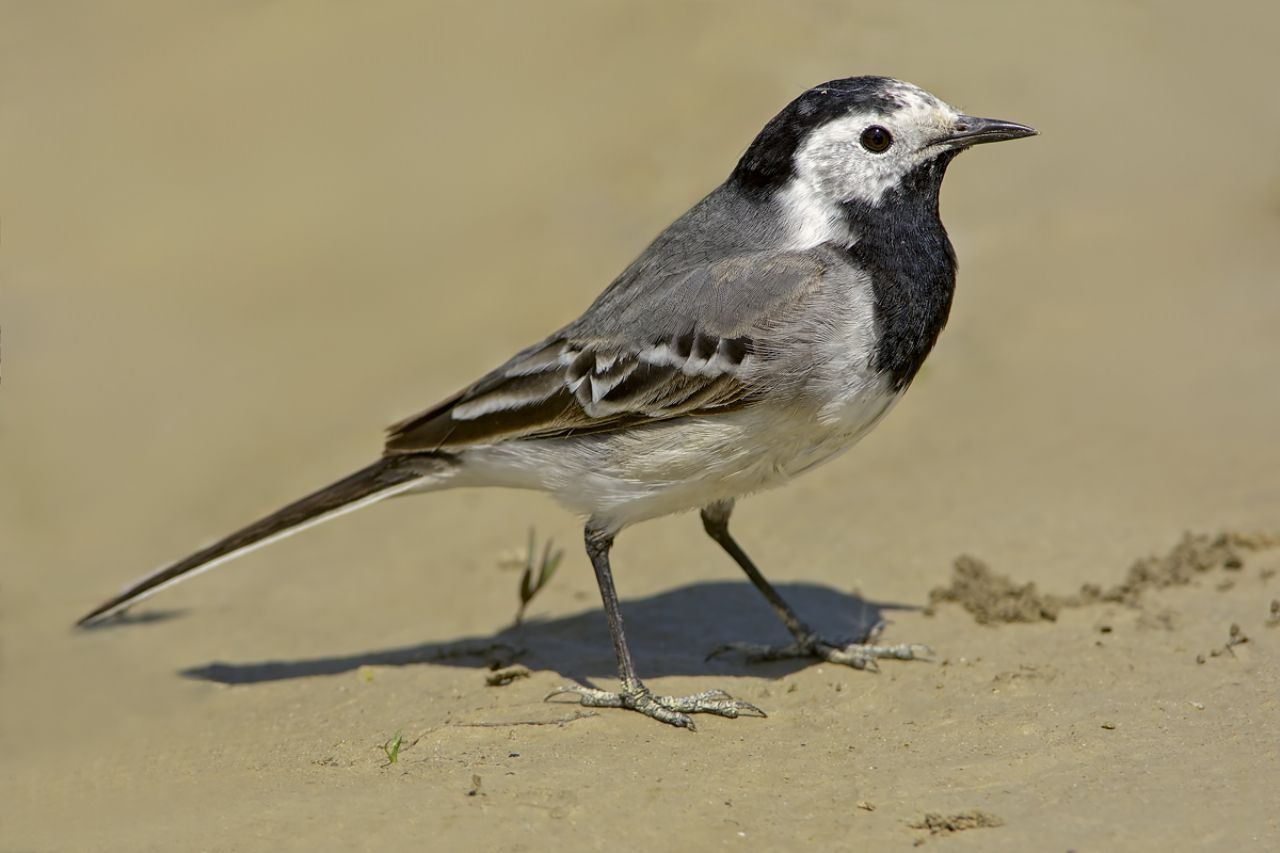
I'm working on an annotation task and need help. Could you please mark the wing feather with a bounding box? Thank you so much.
[385,248,839,453]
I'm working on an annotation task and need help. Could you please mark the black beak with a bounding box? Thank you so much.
[945,115,1038,148]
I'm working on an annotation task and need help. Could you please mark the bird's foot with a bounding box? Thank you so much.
[709,622,932,671]
[545,683,765,731]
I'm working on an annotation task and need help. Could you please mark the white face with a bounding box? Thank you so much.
[792,82,961,210]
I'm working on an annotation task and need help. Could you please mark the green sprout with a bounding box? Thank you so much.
[380,730,404,767]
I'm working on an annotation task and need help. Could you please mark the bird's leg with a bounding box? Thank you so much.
[702,500,930,670]
[546,522,765,730]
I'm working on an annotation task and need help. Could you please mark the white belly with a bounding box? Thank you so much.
[456,380,901,532]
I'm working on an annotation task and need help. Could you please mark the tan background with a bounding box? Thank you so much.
[3,1,1279,850]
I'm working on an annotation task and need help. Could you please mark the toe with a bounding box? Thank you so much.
[544,685,624,708]
[633,695,697,730]
[652,691,767,719]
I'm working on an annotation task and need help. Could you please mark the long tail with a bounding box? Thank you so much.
[76,454,450,626]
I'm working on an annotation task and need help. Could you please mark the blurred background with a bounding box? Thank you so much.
[2,1,1278,849]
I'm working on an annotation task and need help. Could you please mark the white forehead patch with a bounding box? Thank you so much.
[790,81,960,209]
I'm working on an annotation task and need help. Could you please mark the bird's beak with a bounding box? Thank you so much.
[943,115,1038,149]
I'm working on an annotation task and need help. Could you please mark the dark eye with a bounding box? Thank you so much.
[860,125,893,153]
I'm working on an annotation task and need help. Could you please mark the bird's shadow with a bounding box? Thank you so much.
[180,581,919,686]
[80,608,186,630]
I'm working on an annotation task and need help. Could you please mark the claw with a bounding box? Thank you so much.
[544,685,623,707]
[545,682,765,729]
[708,632,933,670]
[705,644,736,662]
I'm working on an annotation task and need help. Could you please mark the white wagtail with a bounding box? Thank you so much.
[78,76,1035,729]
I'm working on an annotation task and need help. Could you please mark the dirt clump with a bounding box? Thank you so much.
[927,531,1280,624]
[910,810,1004,834]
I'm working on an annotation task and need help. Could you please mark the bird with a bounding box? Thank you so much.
[77,76,1036,729]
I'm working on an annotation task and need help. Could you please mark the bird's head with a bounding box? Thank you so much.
[731,76,1035,241]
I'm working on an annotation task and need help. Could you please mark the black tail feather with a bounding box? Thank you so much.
[76,455,442,626]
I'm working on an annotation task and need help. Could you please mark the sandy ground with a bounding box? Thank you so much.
[3,2,1280,850]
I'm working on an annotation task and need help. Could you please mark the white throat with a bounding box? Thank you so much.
[776,178,855,251]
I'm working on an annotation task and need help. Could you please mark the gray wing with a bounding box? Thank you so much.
[384,248,843,453]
